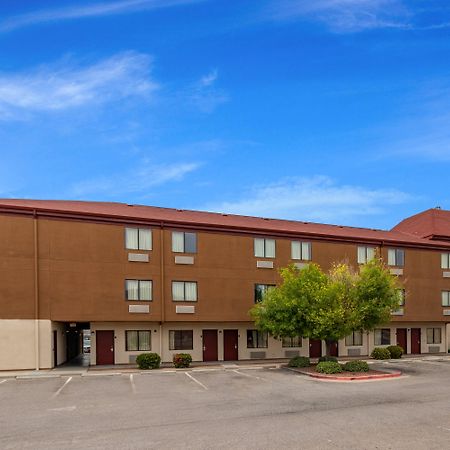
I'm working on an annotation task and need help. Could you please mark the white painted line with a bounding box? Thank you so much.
[49,406,76,412]
[192,368,220,372]
[130,374,136,394]
[232,369,266,381]
[185,372,208,390]
[0,380,8,384]
[52,376,72,398]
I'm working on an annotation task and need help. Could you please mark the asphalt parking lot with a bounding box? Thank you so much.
[2,359,450,449]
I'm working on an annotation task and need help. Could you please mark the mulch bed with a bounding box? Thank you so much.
[287,364,401,381]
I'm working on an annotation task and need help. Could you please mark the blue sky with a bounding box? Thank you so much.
[0,0,450,229]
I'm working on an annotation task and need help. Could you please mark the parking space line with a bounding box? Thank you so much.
[232,369,266,381]
[0,380,8,385]
[52,376,72,399]
[129,374,136,394]
[185,372,208,390]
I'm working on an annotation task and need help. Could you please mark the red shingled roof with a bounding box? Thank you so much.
[0,199,449,249]
[393,208,450,240]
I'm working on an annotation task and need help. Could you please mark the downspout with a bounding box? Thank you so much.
[33,210,40,370]
[159,221,165,359]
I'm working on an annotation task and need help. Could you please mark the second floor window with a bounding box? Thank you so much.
[442,253,450,269]
[254,284,275,303]
[172,281,197,301]
[357,246,375,264]
[442,291,450,307]
[291,241,311,260]
[125,227,152,250]
[388,248,405,267]
[397,289,406,307]
[172,231,197,253]
[254,238,275,258]
[125,280,152,301]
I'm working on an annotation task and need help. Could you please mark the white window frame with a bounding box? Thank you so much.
[125,280,152,301]
[442,291,450,307]
[254,238,276,258]
[357,246,375,264]
[442,253,450,269]
[172,281,198,302]
[172,231,197,253]
[291,241,311,261]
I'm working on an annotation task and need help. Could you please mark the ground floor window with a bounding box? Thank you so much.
[281,336,302,347]
[345,330,363,346]
[247,330,268,348]
[374,328,390,346]
[169,330,193,350]
[427,328,441,344]
[125,330,151,351]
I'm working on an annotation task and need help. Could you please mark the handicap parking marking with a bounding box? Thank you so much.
[51,376,72,399]
[184,372,208,390]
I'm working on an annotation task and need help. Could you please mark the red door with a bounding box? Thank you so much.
[223,330,239,361]
[411,328,421,354]
[309,339,322,358]
[396,328,407,354]
[202,330,218,361]
[96,330,115,365]
[329,341,338,357]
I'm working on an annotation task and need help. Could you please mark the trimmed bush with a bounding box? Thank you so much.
[173,353,192,368]
[387,345,403,359]
[342,360,369,372]
[136,352,161,370]
[316,361,343,374]
[371,347,391,360]
[318,356,338,363]
[288,356,310,368]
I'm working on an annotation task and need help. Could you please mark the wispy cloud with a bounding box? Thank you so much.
[262,0,412,33]
[187,69,228,113]
[0,51,157,120]
[0,0,203,33]
[71,160,201,198]
[204,176,411,224]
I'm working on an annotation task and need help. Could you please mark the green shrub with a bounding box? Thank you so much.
[173,353,192,368]
[316,361,343,374]
[288,356,310,368]
[318,356,338,363]
[387,345,403,359]
[136,352,161,370]
[371,347,391,360]
[342,360,369,372]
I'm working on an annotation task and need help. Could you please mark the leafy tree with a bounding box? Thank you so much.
[250,258,400,356]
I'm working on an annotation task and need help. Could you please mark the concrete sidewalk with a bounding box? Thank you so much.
[2,354,449,379]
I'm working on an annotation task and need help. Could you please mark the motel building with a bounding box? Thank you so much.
[1,199,450,371]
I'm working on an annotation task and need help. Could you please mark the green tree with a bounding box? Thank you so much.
[250,258,400,356]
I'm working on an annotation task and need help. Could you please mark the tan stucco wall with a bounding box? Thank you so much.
[0,319,51,370]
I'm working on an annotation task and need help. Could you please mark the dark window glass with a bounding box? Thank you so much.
[184,233,197,253]
[169,330,193,350]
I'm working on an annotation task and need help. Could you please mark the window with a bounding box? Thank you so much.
[172,232,197,253]
[427,328,441,345]
[397,289,406,307]
[125,228,152,250]
[254,238,275,258]
[282,336,302,348]
[254,284,276,303]
[442,291,450,307]
[247,330,268,348]
[374,328,391,346]
[291,241,311,260]
[442,253,450,269]
[357,246,375,264]
[125,280,152,301]
[388,248,405,267]
[125,330,151,351]
[169,330,193,350]
[345,330,363,346]
[172,281,197,301]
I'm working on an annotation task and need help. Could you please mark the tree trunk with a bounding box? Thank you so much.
[325,339,333,357]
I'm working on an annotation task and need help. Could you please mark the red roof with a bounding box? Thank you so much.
[0,199,449,249]
[393,208,450,240]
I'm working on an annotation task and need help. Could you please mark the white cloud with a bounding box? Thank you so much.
[71,160,200,197]
[0,52,157,119]
[188,69,228,113]
[204,176,411,223]
[0,0,204,33]
[263,0,412,32]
